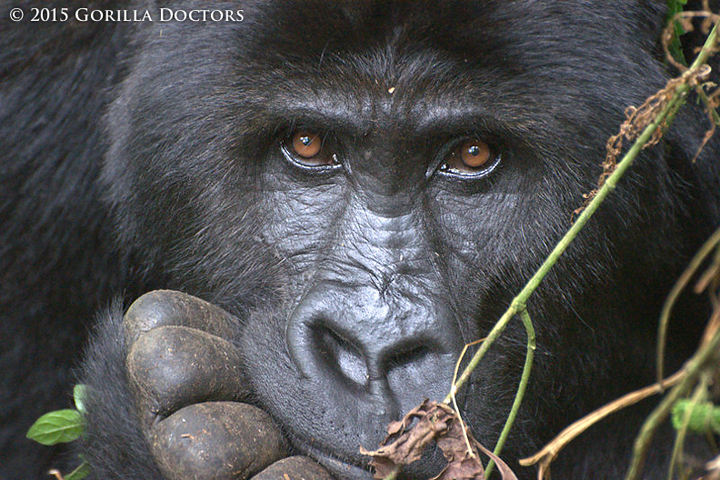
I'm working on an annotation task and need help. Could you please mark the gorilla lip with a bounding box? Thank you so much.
[288,433,373,479]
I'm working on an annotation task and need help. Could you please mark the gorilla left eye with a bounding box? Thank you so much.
[440,139,499,177]
[283,130,339,168]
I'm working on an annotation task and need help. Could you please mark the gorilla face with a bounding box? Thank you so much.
[101,0,705,476]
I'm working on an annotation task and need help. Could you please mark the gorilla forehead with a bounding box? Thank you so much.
[114,0,668,169]
[231,0,662,81]
[270,5,659,167]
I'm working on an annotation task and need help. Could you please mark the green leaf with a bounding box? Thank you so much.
[671,400,720,434]
[26,409,85,445]
[65,461,91,480]
[73,384,87,414]
[666,0,688,66]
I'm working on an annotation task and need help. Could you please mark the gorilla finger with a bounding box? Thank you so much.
[149,401,287,480]
[252,456,334,480]
[127,325,249,417]
[124,290,239,343]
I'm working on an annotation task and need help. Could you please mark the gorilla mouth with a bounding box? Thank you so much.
[289,428,448,479]
[288,433,375,480]
[312,450,375,480]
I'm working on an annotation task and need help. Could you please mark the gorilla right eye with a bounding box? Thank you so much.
[284,130,339,168]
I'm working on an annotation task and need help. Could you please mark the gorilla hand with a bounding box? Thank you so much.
[123,290,333,480]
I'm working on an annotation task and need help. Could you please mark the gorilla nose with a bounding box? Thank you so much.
[286,283,460,415]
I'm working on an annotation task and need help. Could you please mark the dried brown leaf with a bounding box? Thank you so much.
[431,454,485,480]
[360,400,517,480]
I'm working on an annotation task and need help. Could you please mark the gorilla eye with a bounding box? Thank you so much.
[284,130,339,168]
[440,139,499,177]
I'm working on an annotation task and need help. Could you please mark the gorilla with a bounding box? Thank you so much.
[2,0,719,479]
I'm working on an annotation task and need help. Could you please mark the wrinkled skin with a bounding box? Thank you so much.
[2,1,720,479]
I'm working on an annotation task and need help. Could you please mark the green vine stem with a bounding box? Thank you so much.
[657,227,720,384]
[484,308,535,478]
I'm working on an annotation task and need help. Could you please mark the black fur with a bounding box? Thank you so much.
[2,1,719,479]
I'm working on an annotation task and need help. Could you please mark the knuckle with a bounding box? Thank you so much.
[149,402,286,480]
[124,290,239,343]
[127,326,247,415]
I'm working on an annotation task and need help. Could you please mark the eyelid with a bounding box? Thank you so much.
[439,153,501,178]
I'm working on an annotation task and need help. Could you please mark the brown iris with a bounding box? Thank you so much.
[288,130,337,167]
[442,139,495,175]
[292,131,322,158]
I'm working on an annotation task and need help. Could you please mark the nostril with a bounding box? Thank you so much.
[385,344,432,371]
[384,339,453,412]
[312,323,369,388]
